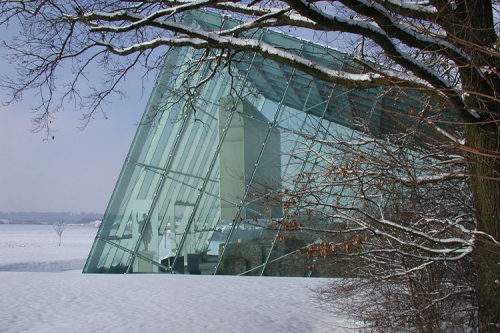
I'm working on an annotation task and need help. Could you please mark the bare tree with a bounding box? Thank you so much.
[1,1,499,330]
[271,112,476,331]
[53,221,66,246]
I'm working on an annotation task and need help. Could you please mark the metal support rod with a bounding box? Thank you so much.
[125,93,197,273]
[171,48,262,272]
[259,73,337,276]
[98,236,171,272]
[84,49,188,273]
[215,43,306,275]
[237,247,308,276]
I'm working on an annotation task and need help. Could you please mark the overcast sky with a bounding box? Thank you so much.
[0,19,336,214]
[0,41,154,213]
[0,88,152,214]
[0,100,144,214]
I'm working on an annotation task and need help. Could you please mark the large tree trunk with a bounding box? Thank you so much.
[465,123,500,332]
[448,2,500,329]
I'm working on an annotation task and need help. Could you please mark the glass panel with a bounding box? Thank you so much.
[84,238,133,273]
[85,10,444,277]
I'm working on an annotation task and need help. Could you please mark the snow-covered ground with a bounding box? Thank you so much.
[0,224,352,332]
[0,224,97,272]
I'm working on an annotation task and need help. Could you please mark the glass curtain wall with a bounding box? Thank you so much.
[84,10,423,275]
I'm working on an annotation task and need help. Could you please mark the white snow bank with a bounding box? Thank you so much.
[0,224,96,271]
[0,224,353,332]
[0,272,351,332]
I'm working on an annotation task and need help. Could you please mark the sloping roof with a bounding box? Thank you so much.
[184,10,428,136]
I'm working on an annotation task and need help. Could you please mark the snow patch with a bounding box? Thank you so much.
[0,223,353,332]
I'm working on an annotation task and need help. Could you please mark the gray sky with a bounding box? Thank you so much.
[0,20,335,214]
[0,12,166,214]
[0,57,152,213]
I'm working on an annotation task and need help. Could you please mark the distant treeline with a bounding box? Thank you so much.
[0,212,102,225]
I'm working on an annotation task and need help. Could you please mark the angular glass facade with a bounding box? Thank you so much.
[83,11,421,275]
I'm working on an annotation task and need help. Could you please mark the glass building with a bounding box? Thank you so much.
[83,11,422,275]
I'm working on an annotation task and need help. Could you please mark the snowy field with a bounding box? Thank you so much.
[0,224,352,332]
